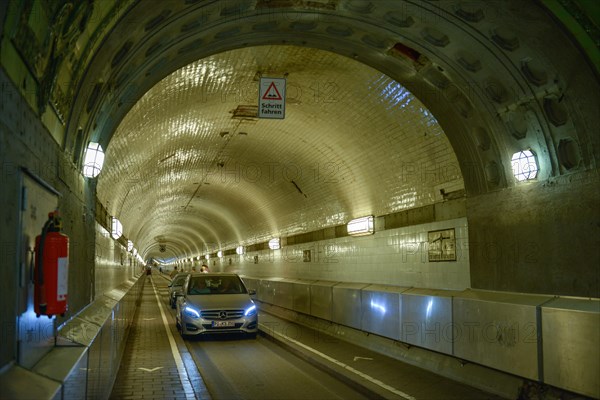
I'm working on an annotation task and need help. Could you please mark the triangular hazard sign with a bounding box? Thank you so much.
[262,82,283,100]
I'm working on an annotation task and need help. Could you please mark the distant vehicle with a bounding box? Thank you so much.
[168,273,190,309]
[175,273,258,338]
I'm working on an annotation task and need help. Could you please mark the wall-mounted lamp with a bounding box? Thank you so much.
[217,250,223,258]
[268,238,281,250]
[236,246,245,255]
[205,254,210,260]
[82,142,105,178]
[511,150,538,181]
[347,216,374,236]
[111,217,123,240]
[127,240,133,252]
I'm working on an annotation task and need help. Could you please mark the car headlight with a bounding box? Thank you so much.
[244,304,257,317]
[184,305,201,318]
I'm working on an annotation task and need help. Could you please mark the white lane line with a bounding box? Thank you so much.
[261,323,417,400]
[150,278,196,400]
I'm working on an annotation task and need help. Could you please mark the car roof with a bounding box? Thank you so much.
[187,272,239,278]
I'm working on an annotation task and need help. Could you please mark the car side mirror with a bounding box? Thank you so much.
[248,289,256,295]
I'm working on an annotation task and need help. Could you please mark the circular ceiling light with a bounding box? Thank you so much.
[511,150,538,181]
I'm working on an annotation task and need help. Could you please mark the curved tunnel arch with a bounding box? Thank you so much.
[117,182,247,244]
[98,44,463,251]
[141,241,180,262]
[140,227,204,260]
[133,189,278,258]
[102,123,286,246]
[76,15,496,191]
[141,228,197,256]
[69,2,596,197]
[59,1,599,295]
[137,217,218,256]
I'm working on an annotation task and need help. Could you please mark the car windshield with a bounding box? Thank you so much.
[187,276,246,295]
[173,275,187,286]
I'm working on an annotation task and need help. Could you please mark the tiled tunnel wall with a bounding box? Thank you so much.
[0,68,96,370]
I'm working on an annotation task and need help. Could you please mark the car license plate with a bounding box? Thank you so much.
[212,320,235,327]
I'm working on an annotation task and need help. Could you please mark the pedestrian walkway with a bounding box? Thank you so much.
[109,275,209,400]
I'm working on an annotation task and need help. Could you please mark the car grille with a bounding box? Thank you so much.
[200,309,244,320]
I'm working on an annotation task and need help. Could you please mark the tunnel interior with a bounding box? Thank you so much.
[0,1,598,398]
[60,0,599,296]
[98,45,464,264]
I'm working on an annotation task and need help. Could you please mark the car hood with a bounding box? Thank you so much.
[186,294,254,310]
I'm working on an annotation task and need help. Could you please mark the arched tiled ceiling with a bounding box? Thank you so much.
[98,46,461,259]
[65,1,598,259]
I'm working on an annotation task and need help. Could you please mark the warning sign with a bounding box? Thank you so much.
[262,82,283,100]
[259,77,286,119]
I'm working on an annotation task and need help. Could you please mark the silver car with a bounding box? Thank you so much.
[176,273,258,338]
[168,273,189,309]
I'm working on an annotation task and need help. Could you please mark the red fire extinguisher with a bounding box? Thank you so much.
[34,210,69,318]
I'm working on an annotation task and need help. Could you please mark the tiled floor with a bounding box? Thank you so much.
[109,276,207,400]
